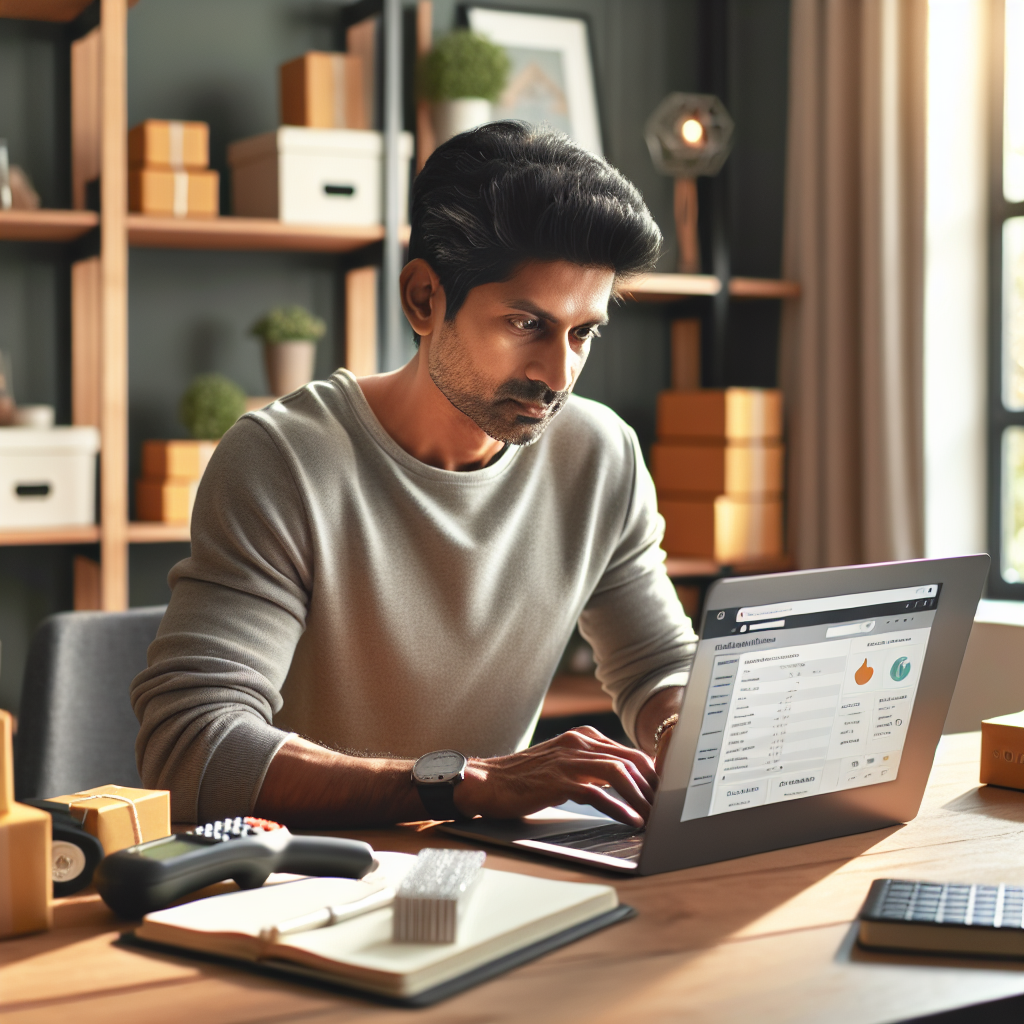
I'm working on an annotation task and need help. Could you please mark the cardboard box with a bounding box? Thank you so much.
[49,784,170,855]
[280,51,368,130]
[659,495,783,563]
[980,710,1024,791]
[128,119,209,169]
[652,441,784,498]
[129,167,219,218]
[136,477,199,524]
[141,439,218,481]
[0,426,99,529]
[228,127,413,225]
[0,710,52,938]
[657,388,783,443]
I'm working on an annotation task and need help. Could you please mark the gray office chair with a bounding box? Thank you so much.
[14,606,166,799]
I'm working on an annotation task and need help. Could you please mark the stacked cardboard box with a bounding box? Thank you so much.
[128,119,219,217]
[280,51,369,129]
[653,388,784,563]
[135,439,217,524]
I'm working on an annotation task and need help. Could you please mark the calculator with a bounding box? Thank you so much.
[94,817,376,919]
[858,879,1024,958]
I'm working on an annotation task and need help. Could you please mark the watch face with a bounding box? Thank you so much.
[413,749,467,784]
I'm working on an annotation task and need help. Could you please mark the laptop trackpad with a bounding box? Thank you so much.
[445,800,615,843]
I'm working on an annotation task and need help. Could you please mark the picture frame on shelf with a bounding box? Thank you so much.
[461,5,603,156]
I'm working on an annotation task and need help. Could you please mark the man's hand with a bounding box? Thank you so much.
[454,726,657,828]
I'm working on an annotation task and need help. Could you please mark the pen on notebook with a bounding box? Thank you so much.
[258,887,394,943]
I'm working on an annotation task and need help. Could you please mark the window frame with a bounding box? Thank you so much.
[987,0,1024,596]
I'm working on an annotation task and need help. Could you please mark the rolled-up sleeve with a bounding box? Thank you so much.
[578,430,697,744]
[131,416,312,822]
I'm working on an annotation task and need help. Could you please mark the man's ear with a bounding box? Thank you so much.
[400,258,446,338]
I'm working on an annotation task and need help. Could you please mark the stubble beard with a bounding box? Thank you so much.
[427,321,573,446]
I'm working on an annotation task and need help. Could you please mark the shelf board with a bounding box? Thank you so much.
[0,0,139,21]
[666,555,794,579]
[622,273,722,302]
[728,277,801,299]
[0,209,99,243]
[127,216,410,254]
[127,522,191,544]
[0,525,100,546]
[621,273,800,303]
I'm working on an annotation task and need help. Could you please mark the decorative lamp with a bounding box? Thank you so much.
[644,93,734,274]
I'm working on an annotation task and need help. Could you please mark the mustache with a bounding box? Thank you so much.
[493,378,570,408]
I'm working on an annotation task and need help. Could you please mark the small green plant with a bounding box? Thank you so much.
[179,373,246,440]
[417,30,510,103]
[250,305,327,344]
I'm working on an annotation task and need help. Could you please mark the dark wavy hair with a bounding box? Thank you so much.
[408,121,662,321]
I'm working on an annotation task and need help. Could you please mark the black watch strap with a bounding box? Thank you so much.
[416,782,469,822]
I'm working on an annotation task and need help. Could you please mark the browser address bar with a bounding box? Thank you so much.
[736,585,937,622]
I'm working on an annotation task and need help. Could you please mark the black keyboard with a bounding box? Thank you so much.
[533,823,645,862]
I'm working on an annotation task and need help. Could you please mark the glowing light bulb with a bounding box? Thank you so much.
[680,118,704,145]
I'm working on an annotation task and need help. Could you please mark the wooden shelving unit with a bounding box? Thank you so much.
[0,209,98,243]
[0,0,389,607]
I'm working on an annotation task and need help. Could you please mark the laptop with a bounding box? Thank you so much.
[443,555,989,875]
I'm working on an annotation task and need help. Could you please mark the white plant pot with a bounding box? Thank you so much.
[431,98,493,145]
[264,340,317,397]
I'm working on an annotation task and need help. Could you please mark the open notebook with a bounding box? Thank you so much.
[131,852,631,1004]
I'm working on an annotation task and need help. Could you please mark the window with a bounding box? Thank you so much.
[990,0,1024,592]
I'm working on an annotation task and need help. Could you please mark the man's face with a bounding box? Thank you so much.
[427,260,614,446]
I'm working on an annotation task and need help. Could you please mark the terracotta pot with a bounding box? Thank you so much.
[263,340,317,397]
[431,98,493,146]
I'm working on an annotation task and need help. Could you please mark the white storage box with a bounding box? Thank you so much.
[0,426,99,528]
[227,127,413,226]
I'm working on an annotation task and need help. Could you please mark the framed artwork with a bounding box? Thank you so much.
[462,6,603,156]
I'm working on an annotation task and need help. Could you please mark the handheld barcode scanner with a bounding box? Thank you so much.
[93,817,376,918]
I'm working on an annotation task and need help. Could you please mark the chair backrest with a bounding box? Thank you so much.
[14,606,166,799]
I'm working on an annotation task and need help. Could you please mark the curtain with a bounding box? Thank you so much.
[779,0,928,568]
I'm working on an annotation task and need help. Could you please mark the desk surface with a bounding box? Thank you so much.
[3,732,1022,1024]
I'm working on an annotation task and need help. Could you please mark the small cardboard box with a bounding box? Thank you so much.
[657,388,783,443]
[280,51,368,129]
[652,441,784,498]
[141,439,218,481]
[980,710,1024,791]
[129,119,210,169]
[49,784,170,855]
[136,477,199,524]
[659,495,783,562]
[129,167,219,218]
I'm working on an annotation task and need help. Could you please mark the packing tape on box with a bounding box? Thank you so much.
[168,120,185,170]
[172,171,188,218]
[68,790,143,845]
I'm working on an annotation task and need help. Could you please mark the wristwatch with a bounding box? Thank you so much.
[411,749,470,821]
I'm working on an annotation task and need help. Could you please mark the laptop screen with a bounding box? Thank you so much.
[679,583,941,821]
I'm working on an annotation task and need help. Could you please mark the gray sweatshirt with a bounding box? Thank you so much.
[131,370,697,822]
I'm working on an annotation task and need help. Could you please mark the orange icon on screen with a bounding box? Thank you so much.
[855,659,874,685]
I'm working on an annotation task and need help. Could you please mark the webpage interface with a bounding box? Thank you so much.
[680,584,940,821]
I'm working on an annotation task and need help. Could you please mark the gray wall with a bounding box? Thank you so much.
[0,0,790,713]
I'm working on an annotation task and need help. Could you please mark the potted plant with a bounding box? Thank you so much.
[418,30,510,145]
[250,305,326,396]
[179,373,246,440]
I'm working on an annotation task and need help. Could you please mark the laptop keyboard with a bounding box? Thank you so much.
[531,823,645,862]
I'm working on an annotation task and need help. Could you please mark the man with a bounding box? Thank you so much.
[132,122,697,830]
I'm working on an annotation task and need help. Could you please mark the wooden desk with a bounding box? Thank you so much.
[3,733,1021,1023]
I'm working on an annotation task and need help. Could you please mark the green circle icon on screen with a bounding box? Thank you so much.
[890,657,911,682]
